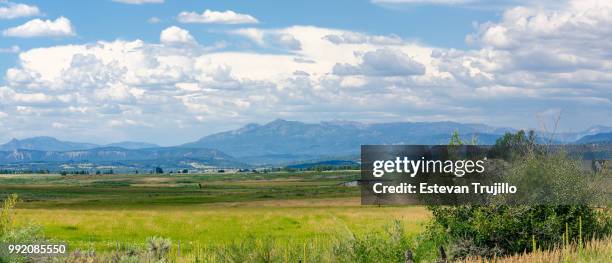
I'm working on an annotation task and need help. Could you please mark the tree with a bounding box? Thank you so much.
[155,167,164,174]
[422,131,611,260]
[490,130,537,160]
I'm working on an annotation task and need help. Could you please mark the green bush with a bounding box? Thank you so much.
[427,204,611,259]
[0,194,47,263]
[421,131,612,260]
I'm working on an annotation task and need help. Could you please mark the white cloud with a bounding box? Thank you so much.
[177,9,259,24]
[0,86,52,104]
[112,0,163,4]
[2,0,612,142]
[160,26,197,45]
[371,0,565,10]
[333,49,426,76]
[232,28,301,50]
[231,28,265,45]
[3,16,75,37]
[0,1,40,19]
[323,32,403,45]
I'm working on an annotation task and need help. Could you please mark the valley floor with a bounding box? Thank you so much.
[2,172,430,252]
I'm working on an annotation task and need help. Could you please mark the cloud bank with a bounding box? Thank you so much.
[1,0,610,143]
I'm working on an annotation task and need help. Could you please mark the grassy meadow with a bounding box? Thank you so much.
[2,166,609,262]
[0,171,430,254]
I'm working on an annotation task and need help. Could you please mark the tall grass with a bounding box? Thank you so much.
[52,220,417,263]
[0,194,17,236]
[52,232,612,263]
[460,236,612,263]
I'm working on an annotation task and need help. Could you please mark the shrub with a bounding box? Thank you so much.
[0,194,47,263]
[421,131,612,260]
[332,220,412,263]
[423,149,612,260]
[146,236,172,261]
[427,204,611,259]
[0,194,17,237]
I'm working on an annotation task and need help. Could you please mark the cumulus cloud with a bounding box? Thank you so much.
[2,0,611,142]
[333,49,426,76]
[370,0,562,9]
[0,1,40,19]
[177,9,259,24]
[3,16,75,37]
[160,26,197,45]
[0,86,53,104]
[323,32,403,45]
[231,28,265,44]
[458,0,612,78]
[112,0,163,4]
[233,28,301,50]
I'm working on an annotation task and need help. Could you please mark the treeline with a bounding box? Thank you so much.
[0,169,51,174]
[279,164,360,172]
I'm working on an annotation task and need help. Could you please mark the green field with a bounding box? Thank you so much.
[0,172,430,253]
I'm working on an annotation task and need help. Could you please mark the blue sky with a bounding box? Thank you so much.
[0,0,499,71]
[0,0,610,144]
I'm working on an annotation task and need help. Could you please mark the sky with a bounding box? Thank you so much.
[0,0,610,145]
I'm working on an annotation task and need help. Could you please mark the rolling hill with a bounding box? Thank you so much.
[576,132,612,144]
[0,147,244,171]
[0,137,159,151]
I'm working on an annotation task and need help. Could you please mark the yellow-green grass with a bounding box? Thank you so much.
[2,172,430,253]
[14,199,430,252]
[0,172,361,208]
[461,236,612,263]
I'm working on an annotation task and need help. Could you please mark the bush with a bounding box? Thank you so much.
[427,204,611,259]
[146,236,172,261]
[0,194,47,263]
[332,220,412,263]
[420,131,612,260]
[423,150,612,260]
[0,194,17,237]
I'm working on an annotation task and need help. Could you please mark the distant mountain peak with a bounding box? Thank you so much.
[586,125,612,133]
[266,118,297,125]
[181,119,509,164]
[576,131,612,144]
[233,123,261,134]
[0,137,159,151]
[0,136,98,152]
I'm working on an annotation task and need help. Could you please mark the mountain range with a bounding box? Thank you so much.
[1,119,611,170]
[0,147,242,169]
[181,119,514,164]
[576,132,612,144]
[0,136,159,151]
